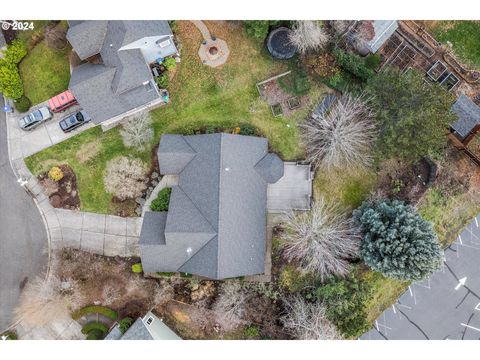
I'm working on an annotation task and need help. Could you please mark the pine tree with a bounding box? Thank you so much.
[353,199,443,281]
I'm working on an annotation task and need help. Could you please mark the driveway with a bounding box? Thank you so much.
[6,100,95,159]
[0,97,48,331]
[362,214,480,340]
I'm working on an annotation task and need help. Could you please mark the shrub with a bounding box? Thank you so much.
[132,263,143,273]
[289,21,329,54]
[163,57,177,71]
[279,198,360,280]
[14,95,31,112]
[316,272,372,338]
[353,199,444,281]
[150,187,172,211]
[281,295,340,340]
[365,53,381,70]
[1,331,17,340]
[86,328,104,340]
[279,265,319,293]
[244,20,281,39]
[71,305,118,321]
[1,40,27,65]
[118,317,134,334]
[332,47,373,82]
[243,325,261,339]
[238,123,256,136]
[120,111,154,151]
[48,166,64,182]
[0,63,24,99]
[168,20,178,33]
[81,321,109,335]
[213,281,247,322]
[155,73,169,89]
[104,156,148,201]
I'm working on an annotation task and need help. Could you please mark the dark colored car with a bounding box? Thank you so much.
[59,110,91,133]
[18,106,53,131]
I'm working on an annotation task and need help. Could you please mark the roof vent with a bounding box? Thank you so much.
[186,247,192,255]
[225,167,230,172]
[109,43,113,47]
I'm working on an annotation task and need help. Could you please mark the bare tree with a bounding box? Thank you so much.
[279,198,360,280]
[288,21,329,54]
[104,156,148,200]
[301,93,377,170]
[330,20,354,37]
[213,281,247,323]
[281,295,340,340]
[14,276,82,327]
[120,112,154,151]
[45,24,68,50]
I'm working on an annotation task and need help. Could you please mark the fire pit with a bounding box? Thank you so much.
[209,46,218,56]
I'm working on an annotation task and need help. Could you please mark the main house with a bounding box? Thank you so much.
[139,133,285,280]
[66,20,178,128]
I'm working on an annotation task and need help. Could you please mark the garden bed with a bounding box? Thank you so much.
[38,164,80,210]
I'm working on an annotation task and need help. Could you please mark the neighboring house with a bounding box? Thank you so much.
[105,311,181,340]
[351,20,398,55]
[66,21,178,129]
[139,133,284,280]
[450,94,480,143]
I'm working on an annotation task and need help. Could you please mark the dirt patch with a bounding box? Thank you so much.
[38,164,80,210]
[76,140,101,164]
[304,52,340,78]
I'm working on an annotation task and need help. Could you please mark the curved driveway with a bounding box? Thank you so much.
[0,97,48,331]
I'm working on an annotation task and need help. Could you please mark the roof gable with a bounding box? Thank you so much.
[451,94,480,140]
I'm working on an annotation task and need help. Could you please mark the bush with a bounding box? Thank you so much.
[120,112,154,151]
[155,73,169,89]
[81,321,109,335]
[279,265,319,293]
[0,63,24,99]
[118,317,134,334]
[104,156,148,201]
[353,199,443,281]
[1,40,27,65]
[150,187,172,211]
[244,20,280,39]
[238,123,256,136]
[168,20,178,33]
[332,47,373,82]
[71,305,118,321]
[316,272,372,338]
[14,95,31,112]
[1,331,17,340]
[86,328,104,340]
[243,325,261,339]
[132,263,143,273]
[365,53,381,70]
[48,166,64,182]
[163,57,177,71]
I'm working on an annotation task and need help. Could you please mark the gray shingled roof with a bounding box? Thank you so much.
[451,94,480,140]
[120,318,154,340]
[67,21,176,124]
[140,134,284,279]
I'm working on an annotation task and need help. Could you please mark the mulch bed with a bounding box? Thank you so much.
[38,164,80,210]
[258,78,310,116]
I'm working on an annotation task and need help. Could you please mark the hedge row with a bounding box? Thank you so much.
[81,321,109,335]
[71,305,118,321]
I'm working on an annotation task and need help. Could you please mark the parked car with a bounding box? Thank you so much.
[18,106,53,131]
[59,110,91,133]
[48,90,77,113]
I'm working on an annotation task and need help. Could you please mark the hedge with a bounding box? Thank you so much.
[81,321,109,335]
[71,305,118,321]
[150,187,171,211]
[333,47,374,82]
[86,328,104,340]
[14,95,31,112]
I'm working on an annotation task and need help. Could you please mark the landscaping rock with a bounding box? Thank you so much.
[135,197,146,205]
[152,180,159,187]
[151,172,159,179]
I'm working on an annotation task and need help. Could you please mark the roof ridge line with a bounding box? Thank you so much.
[216,133,225,279]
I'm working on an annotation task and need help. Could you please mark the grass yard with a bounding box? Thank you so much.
[25,21,326,214]
[426,21,480,69]
[19,39,71,105]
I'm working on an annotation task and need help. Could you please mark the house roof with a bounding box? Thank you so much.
[112,312,181,340]
[367,20,398,53]
[67,20,175,124]
[451,94,480,140]
[139,134,284,279]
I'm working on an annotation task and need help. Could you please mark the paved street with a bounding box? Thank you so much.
[362,214,480,340]
[0,97,48,331]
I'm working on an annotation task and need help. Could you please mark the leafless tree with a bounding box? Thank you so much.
[213,281,247,323]
[330,20,354,37]
[120,111,154,151]
[301,93,377,170]
[14,275,82,327]
[289,21,329,54]
[281,295,340,340]
[279,198,360,280]
[45,24,68,50]
[104,156,148,201]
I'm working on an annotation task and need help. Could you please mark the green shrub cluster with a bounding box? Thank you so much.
[332,47,374,82]
[353,199,443,281]
[238,123,257,136]
[14,95,31,112]
[243,325,261,339]
[0,40,27,99]
[163,57,177,71]
[132,263,143,273]
[316,272,372,338]
[81,321,109,335]
[243,20,281,39]
[71,305,118,321]
[86,328,104,340]
[118,317,134,334]
[150,187,172,211]
[155,73,169,89]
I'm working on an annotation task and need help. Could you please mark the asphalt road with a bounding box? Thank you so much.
[362,214,480,340]
[0,97,48,331]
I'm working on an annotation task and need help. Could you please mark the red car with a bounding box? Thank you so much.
[48,90,78,113]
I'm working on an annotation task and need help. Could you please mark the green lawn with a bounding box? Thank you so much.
[428,21,480,69]
[25,21,326,214]
[19,40,70,105]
